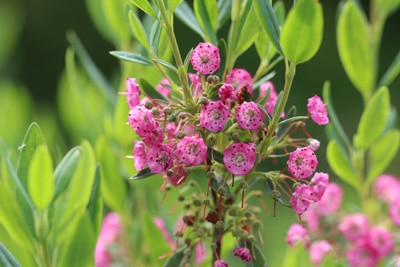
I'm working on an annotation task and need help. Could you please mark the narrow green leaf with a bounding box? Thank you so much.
[281,0,323,64]
[367,130,400,184]
[85,0,117,43]
[163,248,185,267]
[128,10,150,50]
[355,86,390,149]
[337,1,374,94]
[130,0,157,18]
[254,0,284,55]
[211,172,233,197]
[28,145,54,210]
[67,31,117,106]
[214,39,227,78]
[138,78,169,101]
[217,0,232,28]
[130,168,155,180]
[109,50,153,65]
[379,48,400,87]
[0,242,22,267]
[244,243,267,267]
[153,59,178,73]
[376,0,400,17]
[102,0,131,42]
[235,4,261,57]
[273,0,286,25]
[87,164,103,235]
[53,146,82,202]
[327,140,360,190]
[167,0,183,12]
[174,3,205,38]
[194,0,218,43]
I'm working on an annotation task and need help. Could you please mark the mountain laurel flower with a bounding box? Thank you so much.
[307,95,329,125]
[190,42,220,75]
[214,259,228,267]
[367,226,393,257]
[260,81,285,118]
[290,184,316,215]
[225,68,253,95]
[310,172,329,201]
[156,78,171,97]
[176,136,207,166]
[347,242,379,267]
[189,73,202,96]
[373,174,400,205]
[233,247,252,262]
[309,240,332,266]
[287,147,318,179]
[312,182,343,215]
[235,101,265,130]
[390,200,400,227]
[146,143,174,174]
[286,223,310,247]
[218,83,236,100]
[133,141,147,171]
[167,165,188,187]
[199,100,230,132]
[339,213,370,243]
[124,77,141,109]
[223,142,256,176]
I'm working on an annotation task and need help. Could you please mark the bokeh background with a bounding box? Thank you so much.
[0,0,399,265]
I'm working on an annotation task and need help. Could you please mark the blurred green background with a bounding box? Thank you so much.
[0,0,399,265]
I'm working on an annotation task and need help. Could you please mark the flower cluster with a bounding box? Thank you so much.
[123,41,329,265]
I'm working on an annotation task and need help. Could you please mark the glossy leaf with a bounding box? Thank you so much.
[53,146,82,202]
[174,2,205,39]
[327,140,360,190]
[254,0,284,55]
[337,1,374,94]
[109,51,153,66]
[379,48,400,87]
[85,0,116,43]
[0,242,22,267]
[130,168,154,180]
[138,78,169,101]
[367,130,400,184]
[163,248,185,267]
[281,0,323,64]
[27,145,54,210]
[130,0,157,18]
[355,86,390,149]
[193,0,218,43]
[234,3,261,57]
[167,0,183,11]
[128,10,150,50]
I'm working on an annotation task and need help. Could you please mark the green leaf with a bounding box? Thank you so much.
[376,0,400,17]
[254,0,284,55]
[95,136,127,211]
[109,50,153,66]
[167,0,183,11]
[53,146,82,202]
[282,243,312,267]
[128,10,150,50]
[163,248,185,267]
[273,0,286,25]
[217,0,232,28]
[154,59,178,73]
[130,0,157,18]
[129,168,154,180]
[355,86,390,149]
[238,240,267,267]
[214,39,227,78]
[367,130,400,184]
[174,3,205,38]
[211,172,233,197]
[138,78,169,101]
[379,48,400,87]
[27,145,54,210]
[327,140,360,190]
[263,178,290,207]
[86,164,103,235]
[193,0,218,43]
[235,3,261,57]
[280,0,323,64]
[102,0,131,42]
[337,1,374,94]
[0,242,22,267]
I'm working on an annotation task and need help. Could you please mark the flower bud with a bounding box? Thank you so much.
[216,220,224,229]
[199,96,209,105]
[144,101,153,109]
[207,135,217,147]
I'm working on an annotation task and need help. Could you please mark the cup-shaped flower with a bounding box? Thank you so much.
[199,100,230,132]
[235,101,265,130]
[290,184,315,215]
[218,83,236,101]
[310,172,329,201]
[125,77,141,109]
[223,142,256,176]
[347,242,379,267]
[260,81,284,118]
[367,226,393,257]
[287,147,318,179]
[312,182,343,215]
[133,141,147,171]
[309,240,332,266]
[225,68,253,95]
[373,174,400,205]
[176,136,207,166]
[339,213,370,243]
[286,223,310,247]
[233,247,252,262]
[307,95,329,125]
[167,165,188,187]
[190,42,220,75]
[146,143,173,174]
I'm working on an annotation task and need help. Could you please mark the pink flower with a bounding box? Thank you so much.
[347,242,379,267]
[290,184,316,215]
[339,213,370,243]
[260,81,284,118]
[167,165,188,186]
[225,68,253,95]
[307,95,329,125]
[176,136,207,166]
[302,208,320,233]
[309,240,332,266]
[146,143,173,174]
[153,217,175,248]
[199,100,230,132]
[190,42,220,75]
[286,223,310,247]
[235,101,265,130]
[156,78,171,97]
[373,174,400,205]
[218,83,236,100]
[313,182,343,215]
[287,147,318,179]
[308,139,320,151]
[214,259,228,267]
[223,142,256,176]
[310,172,329,201]
[233,247,252,262]
[125,78,141,109]
[389,200,400,226]
[133,141,147,171]
[367,226,393,257]
[189,73,202,96]
[95,213,123,267]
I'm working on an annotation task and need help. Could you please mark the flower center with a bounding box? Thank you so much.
[200,54,209,64]
[213,111,221,120]
[235,154,244,163]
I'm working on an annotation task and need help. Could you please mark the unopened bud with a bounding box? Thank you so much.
[183,248,192,257]
[152,107,160,116]
[144,101,153,109]
[207,75,220,84]
[192,198,202,207]
[207,135,217,147]
[248,235,256,243]
[199,96,209,105]
[271,189,281,199]
[163,106,172,115]
[240,181,249,190]
[207,171,215,180]
[215,220,224,229]
[308,138,320,151]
